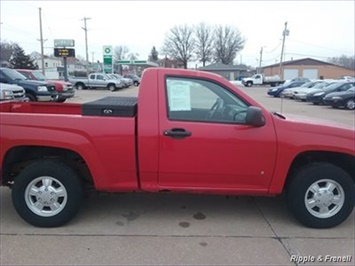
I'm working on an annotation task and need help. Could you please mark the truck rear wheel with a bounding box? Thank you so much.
[12,160,84,227]
[286,163,354,228]
[75,83,85,90]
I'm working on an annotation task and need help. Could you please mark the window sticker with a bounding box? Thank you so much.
[168,83,191,111]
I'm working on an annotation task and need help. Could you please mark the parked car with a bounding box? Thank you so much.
[124,74,141,86]
[108,74,133,88]
[0,83,28,101]
[281,81,327,99]
[1,67,354,229]
[267,81,308,97]
[306,82,355,105]
[293,81,333,101]
[242,74,284,87]
[323,87,355,110]
[69,73,125,91]
[16,69,75,103]
[0,68,57,101]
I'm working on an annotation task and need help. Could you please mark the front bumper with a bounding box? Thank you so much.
[56,90,75,101]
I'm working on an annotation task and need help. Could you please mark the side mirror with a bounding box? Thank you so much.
[245,106,265,127]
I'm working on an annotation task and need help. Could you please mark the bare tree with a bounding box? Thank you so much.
[113,45,129,62]
[328,55,355,70]
[195,23,214,67]
[113,45,129,74]
[162,25,195,69]
[213,25,246,65]
[127,53,139,61]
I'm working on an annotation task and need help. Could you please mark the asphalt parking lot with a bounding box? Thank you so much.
[1,83,354,266]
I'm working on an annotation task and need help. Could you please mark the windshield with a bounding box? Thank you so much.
[323,82,347,91]
[299,82,313,88]
[32,71,47,81]
[1,68,27,80]
[312,82,328,89]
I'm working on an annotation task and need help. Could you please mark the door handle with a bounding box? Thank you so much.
[163,128,192,139]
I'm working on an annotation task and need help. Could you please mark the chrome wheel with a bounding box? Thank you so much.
[108,84,116,91]
[304,179,345,219]
[25,176,68,217]
[346,99,355,110]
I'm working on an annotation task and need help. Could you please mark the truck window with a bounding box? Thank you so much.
[97,74,105,80]
[89,74,95,80]
[166,77,249,124]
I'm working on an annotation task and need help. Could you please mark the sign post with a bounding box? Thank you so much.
[53,39,75,81]
[103,45,113,74]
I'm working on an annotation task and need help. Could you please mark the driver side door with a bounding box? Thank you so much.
[158,76,277,192]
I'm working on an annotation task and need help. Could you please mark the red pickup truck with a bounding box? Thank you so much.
[0,68,354,228]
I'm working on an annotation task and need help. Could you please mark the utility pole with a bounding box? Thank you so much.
[258,47,264,74]
[38,8,47,75]
[81,17,91,65]
[279,21,289,79]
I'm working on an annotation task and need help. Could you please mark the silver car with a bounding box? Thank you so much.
[0,83,28,101]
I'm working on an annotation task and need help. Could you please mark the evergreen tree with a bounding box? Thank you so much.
[9,44,38,69]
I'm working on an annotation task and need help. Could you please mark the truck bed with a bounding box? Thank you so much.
[0,97,139,191]
[0,96,138,117]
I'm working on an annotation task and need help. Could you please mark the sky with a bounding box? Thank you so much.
[0,0,354,68]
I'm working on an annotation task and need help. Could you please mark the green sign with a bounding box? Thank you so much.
[133,60,147,64]
[118,60,131,64]
[103,57,112,64]
[103,45,113,73]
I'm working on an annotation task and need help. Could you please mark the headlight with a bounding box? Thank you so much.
[331,96,342,100]
[3,90,13,96]
[2,90,14,100]
[272,88,278,92]
[37,86,48,92]
[314,92,325,96]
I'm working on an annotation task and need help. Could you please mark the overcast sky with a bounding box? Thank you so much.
[1,0,354,68]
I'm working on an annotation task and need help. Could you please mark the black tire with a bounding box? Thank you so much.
[133,81,139,87]
[75,83,85,90]
[286,163,354,228]
[26,93,37,102]
[56,99,66,103]
[12,160,84,227]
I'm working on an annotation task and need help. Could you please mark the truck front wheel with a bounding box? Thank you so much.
[246,81,253,87]
[12,160,84,227]
[107,84,116,91]
[286,163,354,228]
[26,93,37,101]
